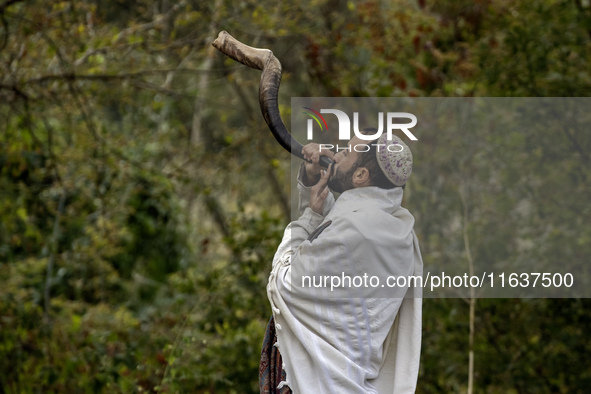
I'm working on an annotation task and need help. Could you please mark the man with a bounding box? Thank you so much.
[261,131,423,393]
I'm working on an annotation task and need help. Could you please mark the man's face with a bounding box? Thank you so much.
[327,136,363,193]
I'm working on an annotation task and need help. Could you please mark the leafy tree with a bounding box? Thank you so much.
[0,0,589,392]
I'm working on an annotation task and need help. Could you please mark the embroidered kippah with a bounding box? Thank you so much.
[375,134,413,186]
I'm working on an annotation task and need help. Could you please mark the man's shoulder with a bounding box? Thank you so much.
[345,205,414,226]
[328,205,415,245]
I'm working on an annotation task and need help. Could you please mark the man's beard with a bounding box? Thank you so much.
[327,164,356,193]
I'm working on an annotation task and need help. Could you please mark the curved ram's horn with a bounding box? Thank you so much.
[212,31,332,168]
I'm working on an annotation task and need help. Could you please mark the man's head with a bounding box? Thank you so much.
[327,129,412,193]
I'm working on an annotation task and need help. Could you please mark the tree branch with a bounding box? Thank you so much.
[0,0,23,13]
[22,69,227,85]
[112,0,186,44]
[44,190,66,322]
[460,185,476,394]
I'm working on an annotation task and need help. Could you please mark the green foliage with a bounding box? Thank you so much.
[0,0,590,393]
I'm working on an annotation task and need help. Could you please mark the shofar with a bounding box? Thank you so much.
[212,31,332,168]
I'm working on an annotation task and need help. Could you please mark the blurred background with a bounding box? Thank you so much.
[1,0,590,392]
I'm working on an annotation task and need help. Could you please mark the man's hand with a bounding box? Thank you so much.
[308,164,332,215]
[301,143,335,187]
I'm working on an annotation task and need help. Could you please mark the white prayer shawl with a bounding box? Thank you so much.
[267,170,423,394]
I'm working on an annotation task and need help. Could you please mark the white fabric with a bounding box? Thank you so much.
[266,166,423,393]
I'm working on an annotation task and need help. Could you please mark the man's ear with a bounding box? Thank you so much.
[352,167,371,187]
